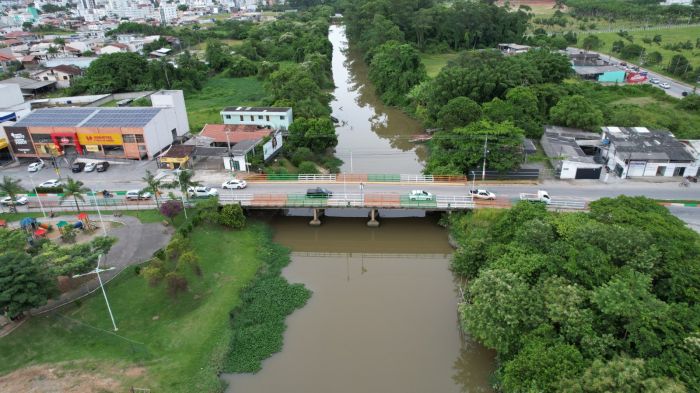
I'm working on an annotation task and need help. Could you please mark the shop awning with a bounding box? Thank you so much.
[56,220,68,228]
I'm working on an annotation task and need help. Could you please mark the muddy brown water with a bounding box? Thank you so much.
[223,216,495,393]
[329,24,427,174]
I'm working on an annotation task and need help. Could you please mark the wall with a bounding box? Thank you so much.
[223,155,248,171]
[150,90,190,135]
[598,71,626,83]
[143,109,179,158]
[222,108,293,129]
[0,84,24,108]
[560,160,602,179]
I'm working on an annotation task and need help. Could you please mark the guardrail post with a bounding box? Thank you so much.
[309,208,322,226]
[367,208,380,227]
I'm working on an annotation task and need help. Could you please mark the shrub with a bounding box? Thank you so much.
[297,161,318,174]
[34,186,63,194]
[160,200,183,223]
[218,204,246,229]
[291,147,314,166]
[165,272,188,298]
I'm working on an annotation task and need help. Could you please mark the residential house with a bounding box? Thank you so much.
[220,106,293,130]
[498,43,531,55]
[197,123,274,171]
[540,125,604,180]
[32,65,82,88]
[601,126,698,178]
[1,76,56,97]
[98,43,129,55]
[0,52,16,73]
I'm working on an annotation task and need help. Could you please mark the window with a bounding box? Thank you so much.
[32,133,52,143]
[258,115,263,119]
[63,76,68,80]
[250,116,254,121]
[43,76,48,81]
[134,134,144,143]
[239,115,244,121]
[280,116,286,120]
[225,115,231,119]
[123,134,137,143]
[266,115,270,121]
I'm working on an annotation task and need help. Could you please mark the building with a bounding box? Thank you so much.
[541,126,604,180]
[198,123,274,171]
[31,65,82,88]
[661,0,692,5]
[98,43,128,55]
[159,4,178,24]
[220,106,293,130]
[498,43,531,55]
[0,53,16,73]
[601,126,698,178]
[1,76,56,97]
[3,101,189,160]
[573,65,626,83]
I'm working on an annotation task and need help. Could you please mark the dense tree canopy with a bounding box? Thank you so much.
[287,117,338,153]
[368,41,427,106]
[550,94,604,130]
[453,196,700,392]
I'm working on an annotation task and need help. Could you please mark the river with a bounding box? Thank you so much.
[328,25,427,174]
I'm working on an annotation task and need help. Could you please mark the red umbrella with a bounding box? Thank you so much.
[34,228,47,237]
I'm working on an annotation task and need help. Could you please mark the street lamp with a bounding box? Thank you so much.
[90,188,107,236]
[72,254,117,331]
[27,173,46,218]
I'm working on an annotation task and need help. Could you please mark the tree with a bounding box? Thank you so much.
[522,49,573,83]
[646,51,663,65]
[437,96,482,131]
[160,200,183,223]
[218,204,246,229]
[204,39,230,72]
[142,170,163,209]
[620,44,644,60]
[60,177,89,212]
[177,4,188,11]
[53,37,65,47]
[0,176,25,213]
[297,161,318,174]
[550,95,603,130]
[667,54,691,76]
[47,45,58,58]
[167,169,199,200]
[368,41,427,106]
[0,251,56,318]
[582,35,602,50]
[81,52,149,93]
[502,339,585,392]
[287,117,338,153]
[291,146,314,166]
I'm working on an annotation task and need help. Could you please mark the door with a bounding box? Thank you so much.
[656,166,666,176]
[232,159,241,171]
[674,167,686,177]
[575,167,602,179]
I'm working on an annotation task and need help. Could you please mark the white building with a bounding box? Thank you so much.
[540,126,604,180]
[220,106,293,130]
[159,4,178,24]
[602,126,698,178]
[150,90,190,136]
[660,0,692,5]
[31,65,82,88]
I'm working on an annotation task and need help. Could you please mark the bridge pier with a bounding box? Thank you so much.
[309,208,322,226]
[367,208,380,227]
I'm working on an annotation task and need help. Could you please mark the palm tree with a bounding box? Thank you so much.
[60,177,89,212]
[0,176,25,213]
[170,169,200,201]
[142,170,163,209]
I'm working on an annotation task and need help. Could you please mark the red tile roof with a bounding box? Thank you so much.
[200,124,272,143]
[0,53,14,62]
[52,64,82,75]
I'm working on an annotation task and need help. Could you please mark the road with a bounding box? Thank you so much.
[568,47,694,99]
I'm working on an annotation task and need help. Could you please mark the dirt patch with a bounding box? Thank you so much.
[0,364,145,393]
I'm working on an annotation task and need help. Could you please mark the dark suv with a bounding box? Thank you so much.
[71,162,86,173]
[96,161,110,172]
[306,187,332,198]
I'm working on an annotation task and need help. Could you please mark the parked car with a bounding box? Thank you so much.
[71,162,86,173]
[84,162,97,172]
[39,179,62,188]
[469,189,496,200]
[126,190,152,200]
[222,179,247,189]
[27,161,44,172]
[649,78,660,84]
[96,161,110,172]
[306,187,333,198]
[659,82,671,89]
[188,186,219,198]
[1,196,28,205]
[408,190,434,201]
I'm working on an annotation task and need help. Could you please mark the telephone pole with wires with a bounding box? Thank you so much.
[481,135,489,181]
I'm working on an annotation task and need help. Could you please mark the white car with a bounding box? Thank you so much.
[125,190,152,200]
[408,190,434,201]
[469,189,496,200]
[1,196,28,205]
[649,78,660,84]
[659,82,671,89]
[222,179,247,189]
[84,162,97,172]
[39,179,62,188]
[188,186,218,198]
[28,161,44,172]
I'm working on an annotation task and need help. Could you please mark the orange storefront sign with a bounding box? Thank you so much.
[77,133,123,145]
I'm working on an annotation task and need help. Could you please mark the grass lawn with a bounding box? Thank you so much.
[0,223,265,392]
[192,39,244,51]
[185,75,266,132]
[585,26,700,80]
[420,52,459,78]
[0,209,172,224]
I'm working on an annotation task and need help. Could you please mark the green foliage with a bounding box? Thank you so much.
[437,96,482,131]
[426,119,525,175]
[290,146,314,166]
[620,43,645,60]
[267,64,330,118]
[456,197,700,392]
[225,239,311,372]
[218,204,246,229]
[0,176,26,213]
[550,95,603,130]
[0,250,56,318]
[368,41,426,106]
[34,236,116,277]
[227,55,257,77]
[59,178,89,212]
[287,117,338,153]
[582,35,602,50]
[297,161,318,174]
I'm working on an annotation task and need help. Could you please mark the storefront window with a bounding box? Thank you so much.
[32,134,52,143]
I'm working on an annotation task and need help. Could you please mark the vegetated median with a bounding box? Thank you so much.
[0,205,310,392]
[449,196,700,392]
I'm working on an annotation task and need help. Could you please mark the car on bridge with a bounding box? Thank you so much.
[222,179,247,189]
[469,189,496,200]
[188,186,219,198]
[306,187,333,198]
[408,190,434,201]
[1,196,28,206]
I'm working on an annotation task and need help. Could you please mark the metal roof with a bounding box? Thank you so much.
[14,107,162,128]
[602,126,695,162]
[221,106,290,113]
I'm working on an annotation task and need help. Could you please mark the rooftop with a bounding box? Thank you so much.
[603,126,695,162]
[2,76,56,91]
[161,144,195,159]
[221,106,291,113]
[541,126,600,164]
[200,124,272,143]
[14,107,162,128]
[573,65,620,76]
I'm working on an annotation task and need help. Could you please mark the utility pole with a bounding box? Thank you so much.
[73,255,117,331]
[481,135,488,181]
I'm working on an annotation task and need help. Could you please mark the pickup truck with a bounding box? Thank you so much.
[469,189,496,200]
[519,190,551,204]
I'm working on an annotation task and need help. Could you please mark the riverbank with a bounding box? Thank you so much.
[0,220,268,392]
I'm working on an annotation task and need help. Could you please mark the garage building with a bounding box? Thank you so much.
[541,126,604,180]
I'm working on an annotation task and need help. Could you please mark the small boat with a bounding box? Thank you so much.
[330,115,339,123]
[409,134,433,143]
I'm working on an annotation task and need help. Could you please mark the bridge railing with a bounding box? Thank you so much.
[548,200,587,210]
[243,173,468,184]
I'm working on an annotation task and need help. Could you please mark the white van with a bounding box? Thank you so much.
[125,190,152,200]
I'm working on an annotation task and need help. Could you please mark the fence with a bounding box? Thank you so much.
[472,169,540,181]
[244,173,468,184]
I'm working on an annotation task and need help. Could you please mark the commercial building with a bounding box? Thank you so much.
[602,126,698,178]
[2,90,189,160]
[541,126,604,180]
[220,106,293,130]
[197,123,279,171]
